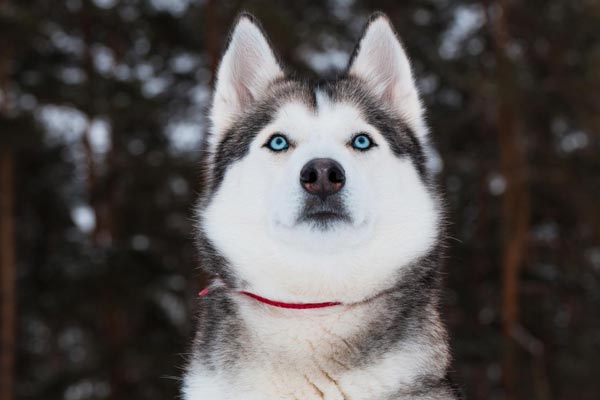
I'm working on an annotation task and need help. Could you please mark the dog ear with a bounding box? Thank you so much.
[348,13,426,139]
[210,13,284,137]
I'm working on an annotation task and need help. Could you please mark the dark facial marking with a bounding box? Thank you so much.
[205,75,427,203]
[321,77,428,178]
[208,80,316,196]
[212,109,272,188]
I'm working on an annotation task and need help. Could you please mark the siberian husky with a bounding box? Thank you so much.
[183,12,458,400]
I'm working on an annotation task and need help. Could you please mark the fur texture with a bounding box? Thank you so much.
[183,12,457,400]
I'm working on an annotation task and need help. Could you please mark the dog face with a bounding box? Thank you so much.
[196,14,442,303]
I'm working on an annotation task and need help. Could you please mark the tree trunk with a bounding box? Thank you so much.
[0,148,16,400]
[0,3,16,394]
[80,4,117,248]
[205,0,221,84]
[486,1,531,399]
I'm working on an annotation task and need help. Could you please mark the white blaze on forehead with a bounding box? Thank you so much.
[314,88,328,110]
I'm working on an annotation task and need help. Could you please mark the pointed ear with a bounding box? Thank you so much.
[348,14,426,139]
[210,13,284,136]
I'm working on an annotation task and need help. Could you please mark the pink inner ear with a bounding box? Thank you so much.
[211,18,283,133]
[230,54,257,105]
[348,17,415,102]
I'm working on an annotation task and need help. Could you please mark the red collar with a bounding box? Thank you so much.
[198,286,341,309]
[238,291,341,309]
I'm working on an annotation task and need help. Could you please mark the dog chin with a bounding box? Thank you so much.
[268,214,373,251]
[297,211,351,229]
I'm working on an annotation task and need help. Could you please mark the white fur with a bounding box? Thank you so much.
[202,93,440,305]
[183,297,449,399]
[349,16,429,142]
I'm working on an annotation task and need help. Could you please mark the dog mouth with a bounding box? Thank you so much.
[297,197,351,228]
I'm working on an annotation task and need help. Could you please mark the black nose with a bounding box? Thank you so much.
[299,158,345,200]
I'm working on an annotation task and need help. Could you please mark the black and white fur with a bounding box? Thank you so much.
[183,12,457,400]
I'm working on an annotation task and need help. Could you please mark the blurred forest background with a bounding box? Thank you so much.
[0,0,599,399]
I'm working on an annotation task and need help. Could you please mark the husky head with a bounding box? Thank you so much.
[196,13,442,304]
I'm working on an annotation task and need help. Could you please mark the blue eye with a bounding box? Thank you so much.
[352,134,373,150]
[266,134,289,152]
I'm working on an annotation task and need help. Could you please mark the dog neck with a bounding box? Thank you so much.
[199,282,340,307]
[198,276,393,312]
